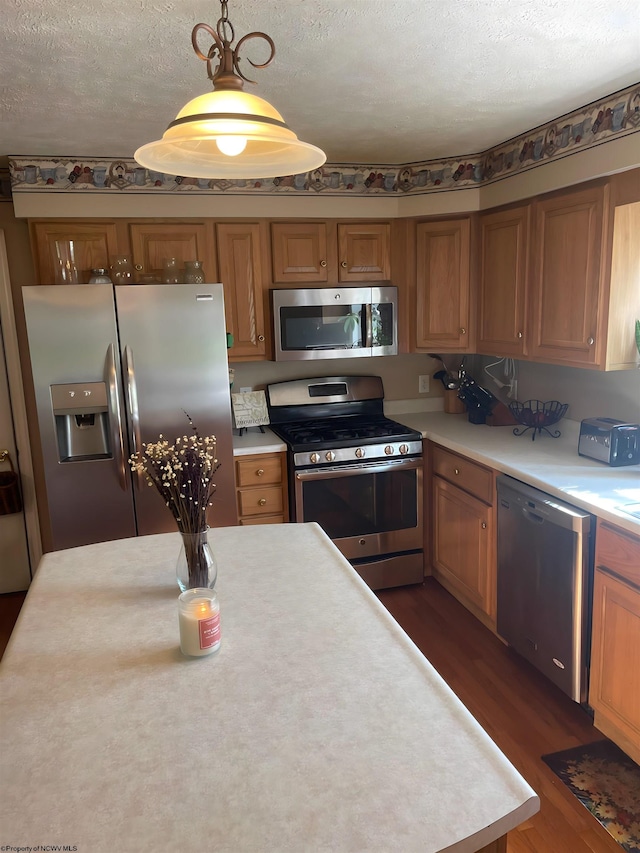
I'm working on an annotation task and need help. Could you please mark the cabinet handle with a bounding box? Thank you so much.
[256,468,265,477]
[454,468,460,475]
[460,328,466,335]
[517,331,523,339]
[481,522,487,529]
[258,498,267,506]
[587,336,595,346]
[258,335,265,342]
[341,261,347,268]
[320,260,327,267]
[134,264,143,271]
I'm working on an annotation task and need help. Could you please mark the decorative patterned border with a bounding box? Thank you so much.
[8,83,640,197]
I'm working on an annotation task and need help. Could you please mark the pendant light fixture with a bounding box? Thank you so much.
[134,0,326,180]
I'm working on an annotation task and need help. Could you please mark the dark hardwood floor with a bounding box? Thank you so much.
[377,578,621,853]
[1,581,622,851]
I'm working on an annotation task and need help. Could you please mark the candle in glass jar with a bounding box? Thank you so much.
[178,588,221,657]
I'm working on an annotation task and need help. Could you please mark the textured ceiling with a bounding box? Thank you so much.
[2,0,640,165]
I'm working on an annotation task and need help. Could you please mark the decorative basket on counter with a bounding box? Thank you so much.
[508,400,569,441]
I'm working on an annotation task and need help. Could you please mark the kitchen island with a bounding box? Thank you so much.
[0,523,538,853]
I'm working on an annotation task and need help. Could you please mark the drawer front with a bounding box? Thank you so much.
[240,515,286,526]
[236,456,283,487]
[596,521,640,588]
[238,486,284,517]
[432,445,494,504]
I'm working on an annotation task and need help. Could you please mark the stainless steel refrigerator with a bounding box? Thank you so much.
[23,283,238,551]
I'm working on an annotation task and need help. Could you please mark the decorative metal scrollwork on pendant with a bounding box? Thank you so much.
[191,0,275,88]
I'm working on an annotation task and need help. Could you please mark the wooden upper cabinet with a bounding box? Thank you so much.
[271,222,329,283]
[270,221,390,284]
[528,184,606,367]
[216,223,266,360]
[415,217,472,352]
[477,205,530,358]
[129,222,215,283]
[337,223,390,281]
[30,221,121,284]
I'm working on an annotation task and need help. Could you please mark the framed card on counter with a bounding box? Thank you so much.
[231,390,270,430]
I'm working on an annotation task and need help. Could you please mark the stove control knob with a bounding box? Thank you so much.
[355,447,365,459]
[325,451,335,462]
[310,452,320,464]
[384,445,394,455]
[399,444,409,455]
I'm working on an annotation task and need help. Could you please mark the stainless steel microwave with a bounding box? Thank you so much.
[272,286,398,361]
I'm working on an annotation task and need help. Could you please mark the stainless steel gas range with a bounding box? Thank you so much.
[266,375,424,590]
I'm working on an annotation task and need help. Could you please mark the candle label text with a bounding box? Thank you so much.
[199,612,221,650]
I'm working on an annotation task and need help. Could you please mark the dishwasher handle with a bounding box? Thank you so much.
[522,506,544,524]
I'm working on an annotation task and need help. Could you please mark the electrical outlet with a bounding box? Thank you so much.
[239,386,252,393]
[418,375,430,394]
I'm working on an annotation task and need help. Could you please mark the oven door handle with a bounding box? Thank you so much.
[295,458,422,481]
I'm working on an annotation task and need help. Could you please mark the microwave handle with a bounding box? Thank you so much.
[364,304,373,348]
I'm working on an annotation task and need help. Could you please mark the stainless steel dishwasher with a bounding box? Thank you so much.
[496,475,594,704]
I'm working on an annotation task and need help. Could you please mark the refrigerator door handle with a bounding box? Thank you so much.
[106,343,128,491]
[123,345,143,490]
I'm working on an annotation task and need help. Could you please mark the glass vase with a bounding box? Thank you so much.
[184,260,205,284]
[162,257,181,284]
[176,530,217,592]
[110,255,133,284]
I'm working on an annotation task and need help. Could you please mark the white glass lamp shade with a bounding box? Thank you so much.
[134,89,326,179]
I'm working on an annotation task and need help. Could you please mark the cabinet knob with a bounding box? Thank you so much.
[320,260,327,267]
[481,522,487,529]
[256,468,265,477]
[134,264,143,271]
[517,331,523,339]
[587,336,595,346]
[341,261,348,268]
[454,468,460,475]
[258,334,265,342]
[258,498,267,506]
[460,328,466,335]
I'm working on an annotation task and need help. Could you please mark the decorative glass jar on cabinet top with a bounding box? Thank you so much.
[184,260,205,284]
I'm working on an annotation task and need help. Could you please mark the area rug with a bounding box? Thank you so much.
[542,740,640,852]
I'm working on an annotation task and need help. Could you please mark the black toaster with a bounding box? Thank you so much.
[578,418,640,466]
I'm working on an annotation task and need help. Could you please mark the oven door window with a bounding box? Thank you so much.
[300,467,418,539]
[279,303,367,352]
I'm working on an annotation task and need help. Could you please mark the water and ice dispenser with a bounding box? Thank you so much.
[51,383,112,461]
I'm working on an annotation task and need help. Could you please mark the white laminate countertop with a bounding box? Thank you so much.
[0,524,538,853]
[233,427,286,456]
[396,412,640,536]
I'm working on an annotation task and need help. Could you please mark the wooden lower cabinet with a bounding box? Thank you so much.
[429,444,496,629]
[589,521,640,765]
[235,452,289,525]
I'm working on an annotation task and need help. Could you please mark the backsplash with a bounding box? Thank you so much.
[517,361,640,424]
[233,353,640,425]
[472,356,640,424]
[229,353,443,405]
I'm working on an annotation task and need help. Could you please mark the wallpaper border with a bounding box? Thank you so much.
[8,83,640,198]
